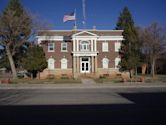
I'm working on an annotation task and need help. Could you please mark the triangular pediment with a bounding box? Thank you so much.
[72,31,98,37]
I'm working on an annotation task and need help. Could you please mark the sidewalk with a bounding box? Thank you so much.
[0,82,166,89]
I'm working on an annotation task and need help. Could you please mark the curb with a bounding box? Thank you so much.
[0,83,166,89]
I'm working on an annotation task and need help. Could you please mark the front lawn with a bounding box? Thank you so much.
[11,78,81,84]
[94,75,166,83]
[94,77,122,83]
[144,75,166,83]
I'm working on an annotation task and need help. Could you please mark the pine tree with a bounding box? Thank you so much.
[0,0,32,79]
[116,7,141,78]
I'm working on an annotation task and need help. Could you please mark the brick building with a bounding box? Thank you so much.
[37,29,124,79]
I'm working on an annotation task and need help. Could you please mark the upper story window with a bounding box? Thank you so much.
[115,42,121,52]
[48,42,55,52]
[80,41,90,51]
[48,57,55,70]
[61,42,67,52]
[102,58,109,69]
[102,41,108,52]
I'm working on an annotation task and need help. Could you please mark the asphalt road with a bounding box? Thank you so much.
[0,87,166,125]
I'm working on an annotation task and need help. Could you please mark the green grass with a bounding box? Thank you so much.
[94,77,122,83]
[11,78,81,84]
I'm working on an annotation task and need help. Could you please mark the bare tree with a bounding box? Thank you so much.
[140,22,166,77]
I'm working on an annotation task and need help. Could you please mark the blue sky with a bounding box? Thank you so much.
[0,0,166,30]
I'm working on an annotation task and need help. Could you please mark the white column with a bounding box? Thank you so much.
[94,39,97,51]
[77,39,79,51]
[91,56,94,72]
[91,39,93,51]
[73,38,75,51]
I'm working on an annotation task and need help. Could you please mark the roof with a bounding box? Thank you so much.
[38,29,123,36]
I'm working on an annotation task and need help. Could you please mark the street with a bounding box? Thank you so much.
[0,86,166,124]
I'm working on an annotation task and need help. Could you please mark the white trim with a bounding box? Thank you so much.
[72,31,98,37]
[37,36,64,44]
[72,51,98,57]
[37,35,124,45]
[98,36,124,41]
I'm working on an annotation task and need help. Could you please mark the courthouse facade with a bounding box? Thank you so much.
[37,29,123,79]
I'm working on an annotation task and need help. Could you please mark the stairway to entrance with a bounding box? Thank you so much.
[81,78,96,84]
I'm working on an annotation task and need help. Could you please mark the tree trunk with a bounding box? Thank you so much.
[38,71,40,79]
[142,63,147,75]
[151,59,155,77]
[129,69,133,79]
[6,46,17,79]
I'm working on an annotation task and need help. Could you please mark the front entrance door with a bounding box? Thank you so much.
[81,57,90,73]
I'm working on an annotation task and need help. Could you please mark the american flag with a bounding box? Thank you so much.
[63,12,76,22]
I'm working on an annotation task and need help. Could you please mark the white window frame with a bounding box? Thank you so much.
[115,57,121,68]
[102,58,109,69]
[48,42,55,52]
[115,42,121,52]
[48,57,55,70]
[102,41,108,52]
[61,58,67,69]
[80,41,90,51]
[61,42,67,52]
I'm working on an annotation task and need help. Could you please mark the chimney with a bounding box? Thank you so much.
[73,25,77,31]
[93,25,96,30]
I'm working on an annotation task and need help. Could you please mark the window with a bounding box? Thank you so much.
[48,57,55,70]
[115,42,121,52]
[48,42,55,52]
[102,58,109,69]
[61,42,67,52]
[61,58,67,69]
[80,41,89,51]
[102,41,108,52]
[115,57,121,68]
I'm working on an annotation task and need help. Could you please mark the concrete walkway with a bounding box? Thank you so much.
[81,78,96,85]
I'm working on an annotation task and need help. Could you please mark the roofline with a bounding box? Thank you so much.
[38,29,124,32]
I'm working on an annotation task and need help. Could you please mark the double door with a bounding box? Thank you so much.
[80,57,90,73]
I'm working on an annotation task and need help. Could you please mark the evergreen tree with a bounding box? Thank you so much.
[21,46,47,79]
[0,0,32,79]
[116,7,141,78]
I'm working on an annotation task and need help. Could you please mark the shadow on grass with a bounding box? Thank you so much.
[0,92,166,125]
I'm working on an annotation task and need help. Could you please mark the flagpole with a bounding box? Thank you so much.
[74,9,77,28]
[82,0,86,29]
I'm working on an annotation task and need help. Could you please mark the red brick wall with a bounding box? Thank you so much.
[97,41,119,68]
[42,41,73,68]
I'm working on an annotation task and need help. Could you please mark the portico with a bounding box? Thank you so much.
[72,31,98,78]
